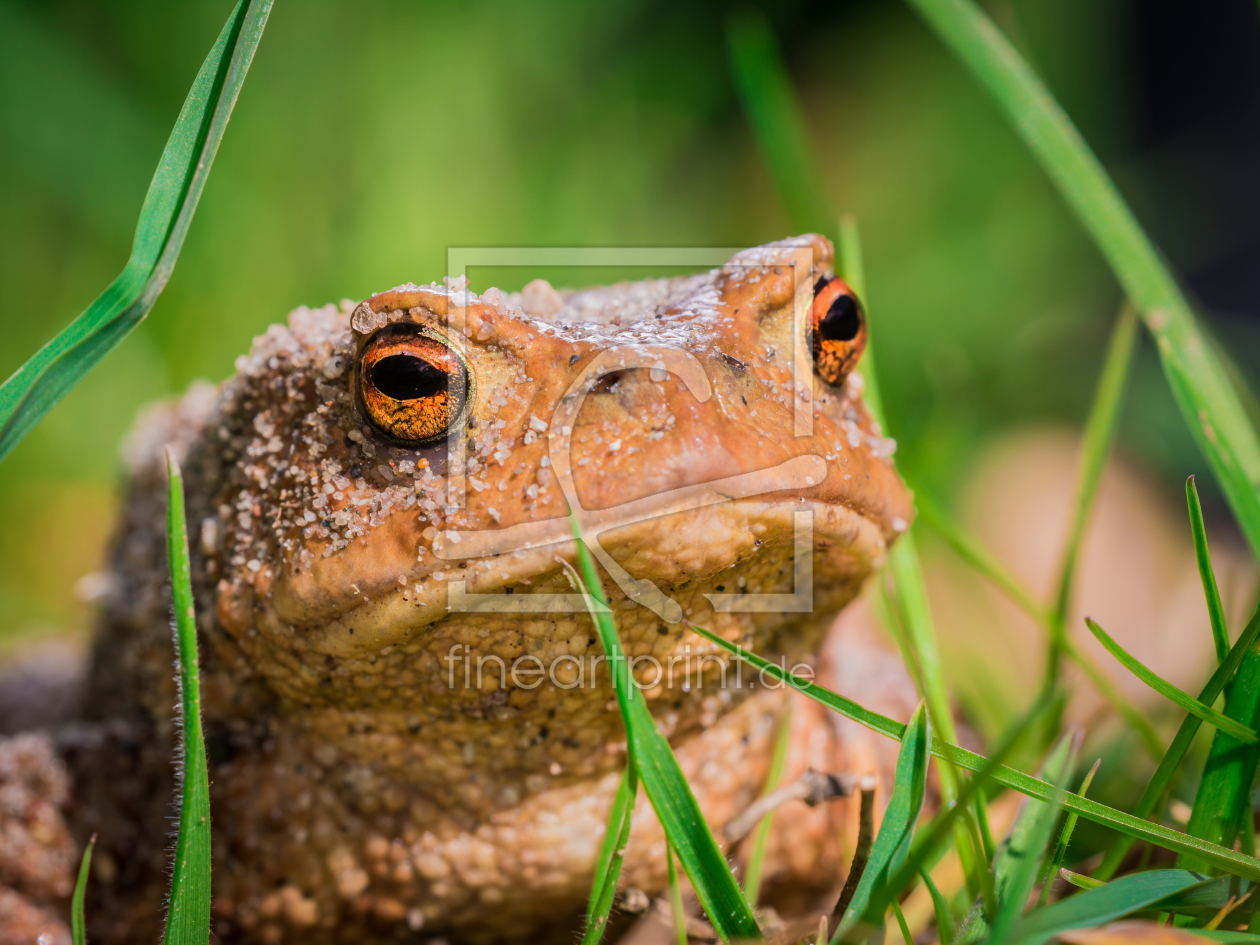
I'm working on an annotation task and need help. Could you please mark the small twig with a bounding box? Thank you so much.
[830,776,880,927]
[723,769,860,843]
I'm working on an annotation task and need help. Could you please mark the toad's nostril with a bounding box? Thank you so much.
[589,370,629,394]
[820,294,861,342]
[372,354,447,401]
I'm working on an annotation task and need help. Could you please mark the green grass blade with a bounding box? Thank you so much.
[957,731,1071,942]
[836,217,958,747]
[1189,476,1231,663]
[1049,304,1139,670]
[988,735,1077,944]
[164,450,211,945]
[1062,638,1165,760]
[667,846,688,945]
[837,219,983,902]
[583,764,638,945]
[1151,873,1255,921]
[0,0,272,464]
[1038,759,1100,908]
[891,899,914,945]
[891,689,1055,943]
[725,16,961,789]
[724,9,832,239]
[905,0,1260,566]
[1060,870,1105,891]
[1086,618,1256,742]
[688,623,1260,881]
[71,833,95,945]
[1097,603,1260,879]
[567,515,760,942]
[883,540,960,753]
[743,699,793,906]
[921,867,955,945]
[915,491,1164,760]
[839,214,988,907]
[1180,623,1260,873]
[1003,870,1204,945]
[833,704,931,943]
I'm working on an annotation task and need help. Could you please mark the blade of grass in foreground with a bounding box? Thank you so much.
[1188,475,1231,663]
[905,0,1260,565]
[1047,304,1139,679]
[727,14,965,815]
[887,688,1054,937]
[1038,758,1100,908]
[1096,603,1260,880]
[0,0,273,464]
[1004,870,1205,944]
[668,846,688,945]
[725,8,833,240]
[839,215,991,900]
[688,623,1260,882]
[164,450,211,945]
[566,514,761,942]
[71,834,95,945]
[833,704,931,943]
[914,492,1165,760]
[1086,618,1256,743]
[1179,621,1260,873]
[583,764,638,945]
[988,735,1076,944]
[921,868,954,945]
[743,699,793,906]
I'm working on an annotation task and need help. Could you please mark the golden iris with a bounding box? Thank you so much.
[358,324,470,444]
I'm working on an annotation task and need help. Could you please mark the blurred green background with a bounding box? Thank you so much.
[1,0,1258,655]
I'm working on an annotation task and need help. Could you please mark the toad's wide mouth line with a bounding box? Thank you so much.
[430,454,824,560]
[431,454,826,623]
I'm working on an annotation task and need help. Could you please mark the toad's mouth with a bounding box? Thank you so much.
[429,345,831,622]
[429,452,826,622]
[268,490,889,659]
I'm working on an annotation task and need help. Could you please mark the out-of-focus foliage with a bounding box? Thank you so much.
[0,0,1252,648]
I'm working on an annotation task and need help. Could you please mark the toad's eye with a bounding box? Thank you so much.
[358,324,471,444]
[809,275,867,386]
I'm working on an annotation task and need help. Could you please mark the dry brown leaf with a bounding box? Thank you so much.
[1057,920,1211,944]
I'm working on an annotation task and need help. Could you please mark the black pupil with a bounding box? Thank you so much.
[820,294,860,342]
[371,354,447,400]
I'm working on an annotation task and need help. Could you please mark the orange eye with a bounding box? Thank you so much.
[358,324,471,444]
[809,275,867,386]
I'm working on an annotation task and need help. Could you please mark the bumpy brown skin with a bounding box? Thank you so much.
[70,235,915,943]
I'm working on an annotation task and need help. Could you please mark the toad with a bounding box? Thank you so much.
[52,235,916,942]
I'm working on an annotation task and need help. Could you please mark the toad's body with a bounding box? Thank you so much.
[64,235,915,943]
